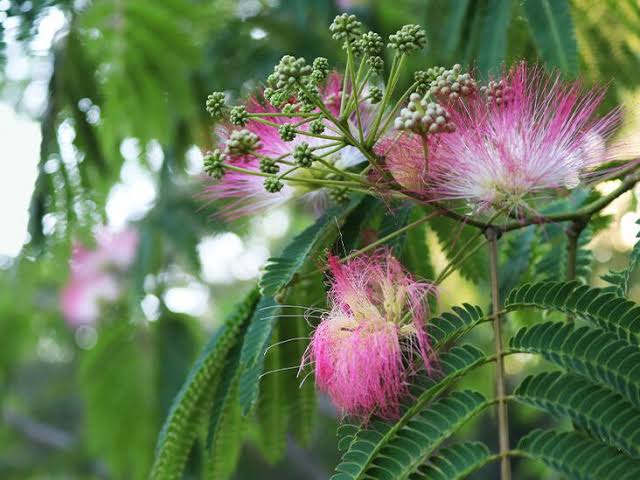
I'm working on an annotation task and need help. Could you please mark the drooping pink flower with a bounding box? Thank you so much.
[303,250,436,419]
[387,63,620,212]
[60,227,138,328]
[202,72,372,220]
[374,133,432,192]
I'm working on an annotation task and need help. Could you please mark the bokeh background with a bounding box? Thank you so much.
[2,0,640,478]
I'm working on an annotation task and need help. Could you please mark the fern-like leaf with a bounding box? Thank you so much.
[333,345,487,480]
[514,371,640,458]
[238,296,280,413]
[151,289,260,479]
[411,441,492,479]
[427,303,485,349]
[506,281,640,342]
[260,196,363,296]
[510,321,640,410]
[602,218,640,296]
[517,429,640,479]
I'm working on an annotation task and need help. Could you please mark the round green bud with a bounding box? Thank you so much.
[312,57,330,81]
[359,31,384,57]
[230,105,249,126]
[264,176,284,193]
[205,91,226,119]
[259,157,280,174]
[309,118,326,135]
[413,67,444,94]
[368,86,383,104]
[226,129,262,156]
[388,24,427,54]
[430,64,477,102]
[273,55,313,90]
[279,123,297,142]
[329,186,350,204]
[329,13,362,42]
[292,142,316,168]
[366,56,384,74]
[203,149,226,179]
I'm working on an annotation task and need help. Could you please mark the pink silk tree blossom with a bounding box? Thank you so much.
[60,227,139,328]
[303,250,436,419]
[428,63,620,212]
[202,72,372,220]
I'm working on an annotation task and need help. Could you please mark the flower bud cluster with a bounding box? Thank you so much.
[330,13,362,42]
[264,176,284,193]
[229,105,248,126]
[278,123,297,142]
[310,57,330,83]
[395,93,455,134]
[388,24,427,54]
[480,79,512,106]
[429,64,477,102]
[293,142,316,167]
[205,91,226,119]
[310,118,326,134]
[226,129,262,156]
[368,86,383,104]
[203,149,225,179]
[413,67,444,95]
[259,157,279,174]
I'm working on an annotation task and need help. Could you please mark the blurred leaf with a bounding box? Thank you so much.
[476,0,512,75]
[523,0,577,75]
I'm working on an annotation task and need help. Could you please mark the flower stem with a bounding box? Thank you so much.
[486,227,511,480]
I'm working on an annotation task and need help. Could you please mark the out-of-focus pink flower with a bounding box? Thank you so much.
[375,133,431,192]
[60,227,139,328]
[303,250,436,419]
[202,72,373,220]
[425,63,619,212]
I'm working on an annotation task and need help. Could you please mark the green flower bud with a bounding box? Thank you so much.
[388,24,427,54]
[430,64,477,102]
[309,118,326,134]
[264,176,284,193]
[312,57,330,81]
[230,105,249,126]
[259,157,280,174]
[329,186,350,204]
[226,129,262,156]
[329,13,362,42]
[206,91,226,119]
[394,94,455,135]
[292,142,316,168]
[414,67,444,94]
[359,31,384,57]
[368,86,383,104]
[273,55,313,90]
[203,149,225,179]
[366,56,384,75]
[279,123,297,142]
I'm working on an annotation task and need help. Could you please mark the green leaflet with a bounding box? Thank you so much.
[333,346,487,480]
[523,0,577,75]
[150,289,260,480]
[427,303,485,349]
[602,218,640,296]
[401,207,435,283]
[510,321,640,410]
[430,216,486,283]
[505,281,640,342]
[238,296,280,414]
[514,371,640,458]
[518,429,640,479]
[476,0,512,75]
[204,341,246,480]
[256,323,289,464]
[260,196,364,296]
[412,441,492,480]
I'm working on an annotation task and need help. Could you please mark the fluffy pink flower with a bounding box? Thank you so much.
[60,227,138,328]
[304,250,435,419]
[202,72,372,220]
[388,63,619,212]
[374,133,432,192]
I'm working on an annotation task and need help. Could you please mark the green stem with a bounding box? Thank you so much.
[366,53,405,144]
[486,227,511,480]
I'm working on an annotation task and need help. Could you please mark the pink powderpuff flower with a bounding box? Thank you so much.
[303,250,436,419]
[202,72,373,220]
[374,133,433,192]
[60,227,139,328]
[398,63,620,212]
